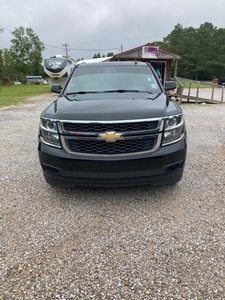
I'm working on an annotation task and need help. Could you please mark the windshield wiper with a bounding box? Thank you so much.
[103,89,140,93]
[65,91,101,95]
[146,92,162,100]
[66,89,158,95]
[66,90,141,95]
[65,90,158,97]
[103,89,160,94]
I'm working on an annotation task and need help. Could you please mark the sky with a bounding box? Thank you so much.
[0,0,225,61]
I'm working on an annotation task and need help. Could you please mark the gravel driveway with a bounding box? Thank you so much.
[1,94,225,299]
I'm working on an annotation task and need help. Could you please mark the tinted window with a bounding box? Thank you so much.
[65,66,161,93]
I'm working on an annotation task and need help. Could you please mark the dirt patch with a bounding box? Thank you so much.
[0,93,56,110]
[218,145,225,158]
[26,93,56,103]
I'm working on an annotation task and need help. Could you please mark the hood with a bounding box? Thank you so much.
[42,93,180,121]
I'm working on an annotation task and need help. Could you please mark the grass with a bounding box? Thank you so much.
[0,84,52,108]
[178,82,213,88]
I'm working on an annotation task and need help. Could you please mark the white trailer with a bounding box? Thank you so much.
[43,55,113,87]
[43,55,77,87]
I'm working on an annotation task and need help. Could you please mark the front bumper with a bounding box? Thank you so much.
[38,137,187,187]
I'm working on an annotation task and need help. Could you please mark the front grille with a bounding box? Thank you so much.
[63,121,159,133]
[60,119,163,156]
[67,137,157,155]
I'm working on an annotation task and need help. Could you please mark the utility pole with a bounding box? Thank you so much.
[120,45,123,52]
[62,43,69,58]
[0,28,4,50]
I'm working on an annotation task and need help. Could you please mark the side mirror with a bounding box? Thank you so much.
[165,81,176,91]
[51,84,62,94]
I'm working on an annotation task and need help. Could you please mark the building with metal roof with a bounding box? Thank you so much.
[109,43,180,84]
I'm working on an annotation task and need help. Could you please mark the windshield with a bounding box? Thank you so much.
[44,58,67,71]
[65,66,161,95]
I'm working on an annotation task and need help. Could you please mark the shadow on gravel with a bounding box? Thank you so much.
[44,182,180,206]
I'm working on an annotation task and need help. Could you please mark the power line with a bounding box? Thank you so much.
[69,47,120,52]
[44,43,120,52]
[0,24,121,52]
[0,25,12,33]
[43,43,64,50]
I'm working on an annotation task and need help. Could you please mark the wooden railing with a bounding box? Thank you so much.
[173,77,225,104]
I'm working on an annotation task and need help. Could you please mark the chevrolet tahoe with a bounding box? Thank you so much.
[38,61,187,187]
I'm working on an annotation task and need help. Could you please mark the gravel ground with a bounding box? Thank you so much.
[0,94,225,299]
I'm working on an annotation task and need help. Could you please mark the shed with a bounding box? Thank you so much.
[109,43,180,84]
[26,76,43,84]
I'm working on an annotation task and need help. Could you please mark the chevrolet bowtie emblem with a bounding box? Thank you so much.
[99,131,122,143]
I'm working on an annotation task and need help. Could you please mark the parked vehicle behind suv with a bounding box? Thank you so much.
[38,61,187,187]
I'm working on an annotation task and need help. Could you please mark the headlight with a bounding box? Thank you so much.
[162,114,185,145]
[39,118,61,148]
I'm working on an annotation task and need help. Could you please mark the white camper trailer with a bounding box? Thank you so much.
[43,55,113,87]
[43,55,77,87]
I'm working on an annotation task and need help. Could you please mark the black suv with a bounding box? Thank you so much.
[38,61,187,187]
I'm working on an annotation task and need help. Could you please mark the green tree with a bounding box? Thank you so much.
[0,48,16,83]
[107,52,114,57]
[10,26,45,80]
[0,50,3,81]
[92,53,101,59]
[207,27,225,78]
[156,22,225,80]
[92,52,114,59]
